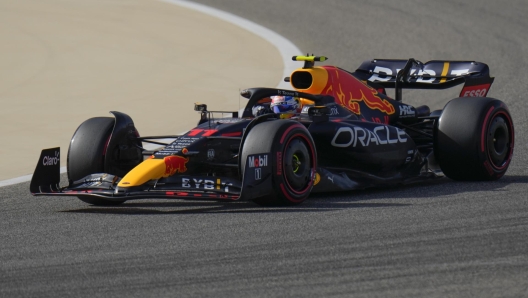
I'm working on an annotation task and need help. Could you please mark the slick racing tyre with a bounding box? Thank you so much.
[434,97,514,180]
[242,120,317,206]
[67,117,126,206]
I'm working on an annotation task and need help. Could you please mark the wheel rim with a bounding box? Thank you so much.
[284,138,311,191]
[487,115,510,168]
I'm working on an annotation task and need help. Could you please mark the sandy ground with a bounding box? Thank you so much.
[0,0,282,180]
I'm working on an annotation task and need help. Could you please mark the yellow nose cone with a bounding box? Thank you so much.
[117,158,166,187]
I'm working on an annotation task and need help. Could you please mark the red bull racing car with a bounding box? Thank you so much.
[30,56,514,206]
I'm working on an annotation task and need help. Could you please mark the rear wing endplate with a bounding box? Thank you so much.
[351,58,494,101]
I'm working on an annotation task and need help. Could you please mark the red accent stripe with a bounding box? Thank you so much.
[280,183,305,203]
[281,133,315,197]
[280,124,303,144]
[187,129,203,136]
[202,129,217,136]
[102,134,112,156]
[481,106,495,152]
[487,111,514,170]
[483,161,494,176]
[221,131,242,137]
[279,130,317,203]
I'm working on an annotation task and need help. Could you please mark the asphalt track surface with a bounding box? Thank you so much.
[2,0,528,297]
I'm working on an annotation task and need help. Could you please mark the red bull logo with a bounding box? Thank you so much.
[164,155,189,176]
[322,66,395,115]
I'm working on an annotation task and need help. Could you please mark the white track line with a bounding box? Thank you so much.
[0,167,67,188]
[160,0,301,89]
[0,0,301,188]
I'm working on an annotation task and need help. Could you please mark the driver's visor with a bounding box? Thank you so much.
[272,104,296,113]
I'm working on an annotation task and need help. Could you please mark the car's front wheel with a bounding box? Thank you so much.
[67,117,127,206]
[241,120,317,206]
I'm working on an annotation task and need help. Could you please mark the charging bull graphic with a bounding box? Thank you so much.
[164,155,189,176]
[322,66,395,115]
[290,64,395,116]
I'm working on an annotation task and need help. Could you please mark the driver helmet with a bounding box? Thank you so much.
[270,95,301,117]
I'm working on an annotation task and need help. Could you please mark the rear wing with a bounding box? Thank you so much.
[351,58,494,101]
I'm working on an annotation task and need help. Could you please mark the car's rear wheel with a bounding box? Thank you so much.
[241,120,316,206]
[67,117,127,206]
[434,97,514,180]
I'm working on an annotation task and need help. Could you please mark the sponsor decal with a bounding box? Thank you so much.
[367,66,394,82]
[277,90,299,97]
[314,172,321,185]
[43,151,60,166]
[368,66,470,84]
[331,126,407,148]
[207,149,215,160]
[164,155,189,176]
[460,84,490,97]
[248,154,268,168]
[181,177,233,192]
[368,66,439,83]
[399,105,415,117]
[158,137,200,156]
[329,106,339,116]
[451,69,469,76]
[255,168,262,180]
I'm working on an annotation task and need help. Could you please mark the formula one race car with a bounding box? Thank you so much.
[30,56,514,206]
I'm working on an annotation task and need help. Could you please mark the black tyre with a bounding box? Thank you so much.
[67,117,126,206]
[242,120,317,206]
[435,97,514,180]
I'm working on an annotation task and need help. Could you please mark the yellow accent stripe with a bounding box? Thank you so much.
[440,62,450,83]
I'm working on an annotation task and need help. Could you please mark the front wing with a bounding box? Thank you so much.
[30,148,274,202]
